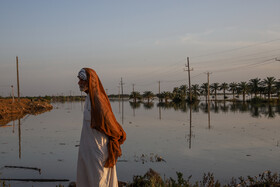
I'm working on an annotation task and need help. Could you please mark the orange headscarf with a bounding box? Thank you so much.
[84,68,126,168]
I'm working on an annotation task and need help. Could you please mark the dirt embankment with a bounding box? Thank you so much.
[0,98,53,125]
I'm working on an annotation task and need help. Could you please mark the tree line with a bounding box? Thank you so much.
[129,77,280,103]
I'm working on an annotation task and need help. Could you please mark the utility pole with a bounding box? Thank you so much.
[132,84,135,93]
[206,72,212,102]
[16,56,20,102]
[158,81,161,95]
[120,78,124,99]
[11,85,15,103]
[184,57,193,102]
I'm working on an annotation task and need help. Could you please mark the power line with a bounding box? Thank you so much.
[213,58,276,73]
[191,38,280,59]
[193,48,280,66]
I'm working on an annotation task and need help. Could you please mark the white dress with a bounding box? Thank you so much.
[77,94,118,187]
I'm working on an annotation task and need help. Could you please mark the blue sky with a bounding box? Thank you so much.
[0,0,280,96]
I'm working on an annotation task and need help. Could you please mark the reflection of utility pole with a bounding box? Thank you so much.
[208,102,211,129]
[184,57,193,102]
[158,106,161,120]
[16,56,20,102]
[18,118,21,159]
[120,78,124,124]
[187,105,194,149]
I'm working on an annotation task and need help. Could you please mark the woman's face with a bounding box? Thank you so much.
[78,78,89,92]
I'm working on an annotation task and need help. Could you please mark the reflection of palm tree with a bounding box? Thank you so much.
[210,83,219,101]
[142,91,154,103]
[229,82,238,100]
[219,82,228,100]
[250,105,261,118]
[129,91,142,103]
[129,101,141,109]
[262,77,276,100]
[238,81,249,102]
[143,102,154,109]
[249,78,261,98]
[263,105,275,118]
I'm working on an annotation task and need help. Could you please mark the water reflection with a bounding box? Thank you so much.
[1,100,280,185]
[129,101,141,117]
[143,102,154,110]
[187,104,194,149]
[125,101,280,119]
[18,118,21,159]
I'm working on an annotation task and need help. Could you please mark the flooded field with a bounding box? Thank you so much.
[0,100,279,186]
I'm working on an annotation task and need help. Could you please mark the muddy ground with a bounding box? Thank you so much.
[0,98,53,126]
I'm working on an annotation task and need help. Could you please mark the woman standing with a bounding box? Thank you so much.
[76,68,126,187]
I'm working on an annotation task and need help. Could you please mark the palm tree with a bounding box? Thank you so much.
[129,91,142,103]
[275,79,280,100]
[200,83,208,101]
[262,77,276,100]
[210,83,219,101]
[219,82,228,100]
[172,85,187,102]
[162,91,172,103]
[238,81,249,102]
[229,82,238,100]
[142,91,154,103]
[191,84,200,100]
[156,93,164,103]
[249,78,261,98]
[179,85,187,99]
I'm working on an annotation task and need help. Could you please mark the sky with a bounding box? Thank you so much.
[0,0,280,96]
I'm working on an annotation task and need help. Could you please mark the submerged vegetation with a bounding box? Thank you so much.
[125,169,280,187]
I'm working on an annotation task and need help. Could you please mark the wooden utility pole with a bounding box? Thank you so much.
[16,56,20,102]
[206,72,212,102]
[132,84,135,93]
[120,78,124,99]
[158,81,161,95]
[184,57,193,102]
[11,85,15,103]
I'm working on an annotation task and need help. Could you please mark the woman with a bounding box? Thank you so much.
[76,68,126,187]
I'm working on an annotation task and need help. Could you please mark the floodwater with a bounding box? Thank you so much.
[0,100,280,186]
